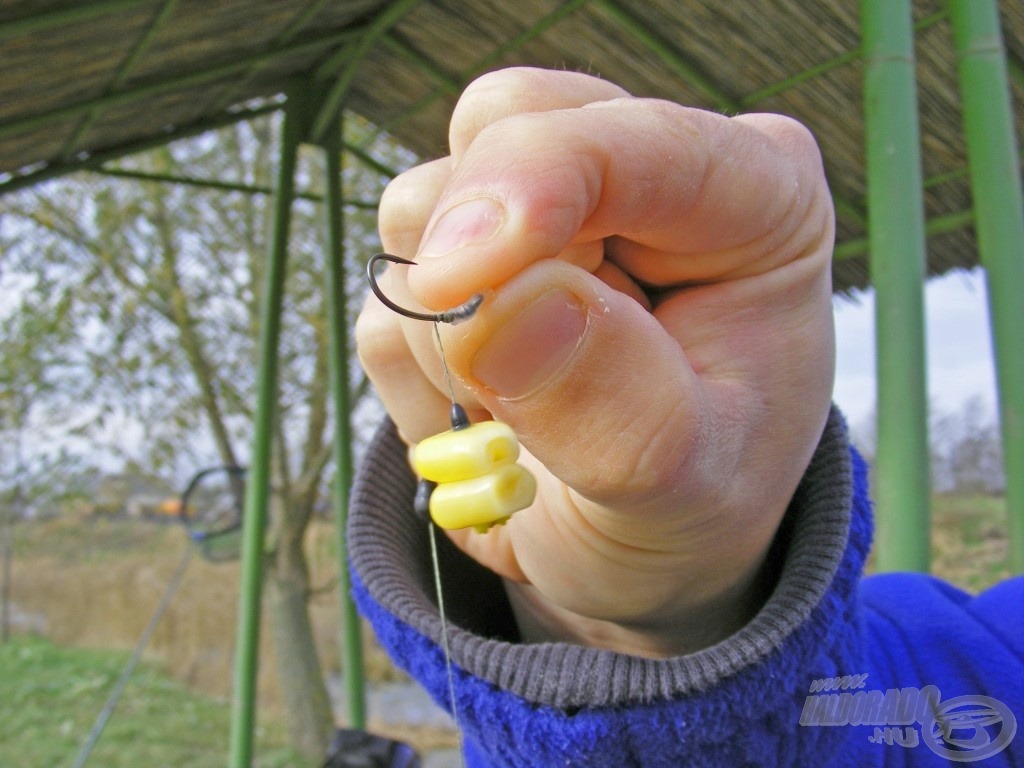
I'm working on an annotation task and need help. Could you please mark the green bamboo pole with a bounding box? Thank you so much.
[0,26,361,142]
[380,33,461,95]
[0,0,149,41]
[0,102,281,199]
[739,11,948,107]
[947,0,1024,574]
[1010,54,1024,90]
[364,0,587,145]
[205,0,336,114]
[861,0,931,572]
[94,166,324,201]
[227,96,300,768]
[92,166,377,208]
[310,0,423,142]
[321,114,367,728]
[58,0,183,160]
[593,0,740,112]
[833,208,975,261]
[342,141,399,180]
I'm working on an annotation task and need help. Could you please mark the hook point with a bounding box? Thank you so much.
[366,253,483,324]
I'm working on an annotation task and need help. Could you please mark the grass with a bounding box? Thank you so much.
[863,494,1011,593]
[0,634,314,768]
[930,493,1011,593]
[9,513,173,565]
[1,493,1011,766]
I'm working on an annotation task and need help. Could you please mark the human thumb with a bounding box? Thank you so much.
[440,258,705,511]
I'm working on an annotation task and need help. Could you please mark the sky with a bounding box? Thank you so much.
[2,228,1001,482]
[832,268,1000,435]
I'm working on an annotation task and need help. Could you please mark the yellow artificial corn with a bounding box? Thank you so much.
[428,462,537,533]
[413,421,520,483]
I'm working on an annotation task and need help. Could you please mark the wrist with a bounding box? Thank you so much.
[503,557,773,658]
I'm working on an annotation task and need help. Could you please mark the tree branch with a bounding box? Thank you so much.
[151,190,240,469]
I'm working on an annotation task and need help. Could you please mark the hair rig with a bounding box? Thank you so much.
[367,253,537,533]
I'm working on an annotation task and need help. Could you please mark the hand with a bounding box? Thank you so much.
[356,67,836,657]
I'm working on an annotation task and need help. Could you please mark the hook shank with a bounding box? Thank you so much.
[366,253,483,324]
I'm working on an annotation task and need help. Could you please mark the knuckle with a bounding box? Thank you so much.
[768,114,822,162]
[378,159,451,252]
[354,296,405,374]
[736,112,821,161]
[450,68,542,154]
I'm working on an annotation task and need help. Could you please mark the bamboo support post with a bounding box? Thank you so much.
[861,0,932,571]
[948,0,1024,573]
[227,91,301,768]
[322,113,368,727]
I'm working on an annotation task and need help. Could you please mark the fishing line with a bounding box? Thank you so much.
[429,515,467,764]
[430,318,468,765]
[366,252,537,764]
[433,321,457,409]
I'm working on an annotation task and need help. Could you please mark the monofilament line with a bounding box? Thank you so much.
[429,521,466,765]
[430,320,466,764]
[433,322,457,407]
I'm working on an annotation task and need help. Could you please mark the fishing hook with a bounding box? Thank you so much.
[366,252,484,324]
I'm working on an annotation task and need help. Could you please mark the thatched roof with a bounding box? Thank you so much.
[1,0,1021,294]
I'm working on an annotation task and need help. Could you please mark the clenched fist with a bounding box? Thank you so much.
[356,67,836,657]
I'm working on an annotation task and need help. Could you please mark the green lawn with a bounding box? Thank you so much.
[930,493,1011,594]
[0,635,314,768]
[1,493,1011,767]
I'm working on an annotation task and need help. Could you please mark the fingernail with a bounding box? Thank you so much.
[420,197,504,257]
[472,291,588,399]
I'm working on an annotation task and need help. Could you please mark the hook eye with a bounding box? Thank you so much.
[366,253,483,324]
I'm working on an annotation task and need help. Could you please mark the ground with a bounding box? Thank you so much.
[0,494,1011,766]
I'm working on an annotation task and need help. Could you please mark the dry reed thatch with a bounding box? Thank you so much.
[1,0,1021,293]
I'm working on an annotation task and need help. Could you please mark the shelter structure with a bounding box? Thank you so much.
[1,1,1021,765]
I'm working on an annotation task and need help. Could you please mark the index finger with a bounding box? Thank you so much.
[408,100,832,310]
[447,67,630,159]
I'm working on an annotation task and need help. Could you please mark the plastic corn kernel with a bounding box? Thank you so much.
[428,462,537,533]
[412,420,520,484]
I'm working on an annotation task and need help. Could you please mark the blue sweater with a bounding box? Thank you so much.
[348,409,1023,767]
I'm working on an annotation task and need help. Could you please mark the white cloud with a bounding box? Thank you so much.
[832,269,998,426]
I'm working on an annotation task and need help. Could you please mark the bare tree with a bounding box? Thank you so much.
[933,396,1005,496]
[846,396,1004,497]
[0,113,400,758]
